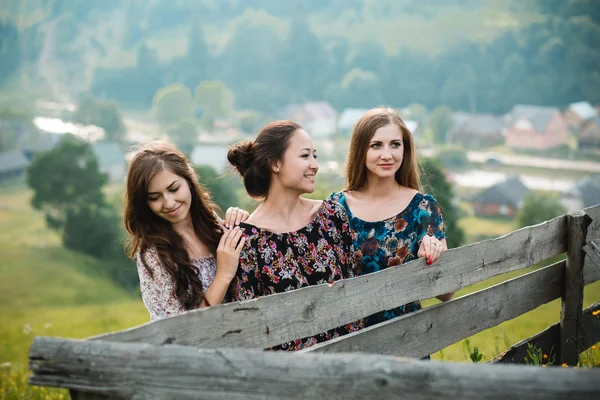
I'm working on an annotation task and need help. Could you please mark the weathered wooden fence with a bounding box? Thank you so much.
[28,206,600,399]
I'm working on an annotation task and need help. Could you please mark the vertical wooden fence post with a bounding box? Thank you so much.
[560,210,591,365]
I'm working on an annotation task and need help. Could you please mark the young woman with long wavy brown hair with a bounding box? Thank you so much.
[328,107,454,332]
[124,141,246,321]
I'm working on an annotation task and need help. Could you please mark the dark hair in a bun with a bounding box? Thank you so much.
[228,120,301,199]
[227,140,253,176]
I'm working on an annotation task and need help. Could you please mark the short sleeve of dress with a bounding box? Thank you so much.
[230,231,261,301]
[424,194,446,241]
[136,247,185,321]
[328,200,358,279]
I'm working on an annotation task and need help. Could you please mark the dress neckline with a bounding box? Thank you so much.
[339,191,422,224]
[240,200,329,236]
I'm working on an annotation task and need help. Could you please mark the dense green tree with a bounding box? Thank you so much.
[421,158,465,248]
[194,164,240,212]
[329,68,384,109]
[27,135,107,228]
[218,10,287,110]
[62,203,121,259]
[235,110,261,134]
[194,80,234,129]
[517,193,567,228]
[73,95,127,144]
[152,84,195,128]
[183,18,210,88]
[168,119,197,157]
[26,135,134,285]
[42,1,600,115]
[282,17,327,102]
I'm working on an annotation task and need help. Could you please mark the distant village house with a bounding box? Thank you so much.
[561,175,600,212]
[504,105,569,151]
[471,176,530,217]
[577,116,600,152]
[451,112,504,148]
[564,101,597,130]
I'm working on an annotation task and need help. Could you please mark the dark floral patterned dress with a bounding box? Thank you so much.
[229,199,362,351]
[327,191,446,328]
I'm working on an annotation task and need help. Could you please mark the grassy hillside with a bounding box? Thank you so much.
[0,183,148,398]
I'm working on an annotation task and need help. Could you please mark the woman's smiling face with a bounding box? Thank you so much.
[365,123,404,180]
[146,168,192,225]
[274,129,320,194]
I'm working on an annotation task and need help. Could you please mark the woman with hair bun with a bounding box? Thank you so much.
[227,121,362,351]
[124,141,247,321]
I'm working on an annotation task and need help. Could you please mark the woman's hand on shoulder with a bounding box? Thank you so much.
[418,235,447,265]
[223,207,250,229]
[215,226,246,281]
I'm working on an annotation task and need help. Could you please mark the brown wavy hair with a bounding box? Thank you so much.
[124,141,222,309]
[346,107,422,192]
[227,120,301,199]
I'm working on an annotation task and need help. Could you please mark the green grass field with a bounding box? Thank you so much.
[0,182,598,399]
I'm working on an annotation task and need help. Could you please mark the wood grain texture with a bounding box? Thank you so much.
[583,240,600,271]
[560,211,591,365]
[91,215,569,351]
[29,337,600,400]
[302,261,564,358]
[491,301,600,364]
[584,204,600,241]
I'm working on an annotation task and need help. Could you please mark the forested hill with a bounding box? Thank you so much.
[1,0,598,114]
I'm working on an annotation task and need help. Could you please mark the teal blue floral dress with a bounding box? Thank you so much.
[327,191,446,327]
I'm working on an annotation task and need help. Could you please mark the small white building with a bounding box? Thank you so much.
[280,101,338,138]
[190,145,230,173]
[337,108,368,136]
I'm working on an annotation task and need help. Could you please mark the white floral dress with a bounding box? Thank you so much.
[136,247,217,321]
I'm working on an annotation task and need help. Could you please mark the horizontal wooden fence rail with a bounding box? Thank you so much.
[302,260,566,357]
[491,301,600,364]
[29,337,600,400]
[91,213,571,350]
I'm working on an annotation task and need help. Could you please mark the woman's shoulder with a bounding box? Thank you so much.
[411,191,440,205]
[136,245,162,270]
[321,198,350,222]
